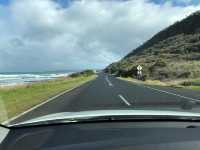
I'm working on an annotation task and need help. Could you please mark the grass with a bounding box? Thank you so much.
[187,86,200,90]
[0,75,97,123]
[182,79,200,90]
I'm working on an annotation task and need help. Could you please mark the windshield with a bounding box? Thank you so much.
[1,0,200,127]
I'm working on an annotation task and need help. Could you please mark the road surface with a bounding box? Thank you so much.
[10,72,200,124]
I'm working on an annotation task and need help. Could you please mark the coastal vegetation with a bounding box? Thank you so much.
[105,11,200,89]
[0,70,96,123]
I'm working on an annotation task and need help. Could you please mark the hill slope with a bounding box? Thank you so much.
[105,11,200,81]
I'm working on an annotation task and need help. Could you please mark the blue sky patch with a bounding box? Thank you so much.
[151,0,200,6]
[0,0,200,7]
[0,0,10,5]
[54,0,72,8]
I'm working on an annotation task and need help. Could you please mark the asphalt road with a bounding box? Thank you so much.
[10,72,200,124]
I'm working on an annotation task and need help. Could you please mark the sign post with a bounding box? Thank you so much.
[137,65,143,80]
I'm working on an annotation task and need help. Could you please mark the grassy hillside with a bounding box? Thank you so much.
[105,11,200,83]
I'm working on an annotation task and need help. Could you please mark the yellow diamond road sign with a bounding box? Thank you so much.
[137,65,142,71]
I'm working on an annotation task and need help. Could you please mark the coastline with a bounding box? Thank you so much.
[0,71,73,88]
[0,74,97,123]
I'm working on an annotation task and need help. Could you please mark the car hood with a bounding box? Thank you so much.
[11,109,200,127]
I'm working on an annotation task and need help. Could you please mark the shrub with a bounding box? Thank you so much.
[149,59,167,73]
[141,75,147,81]
[154,51,159,55]
[82,70,95,76]
[181,81,192,86]
[69,70,95,78]
[154,59,167,67]
[159,71,169,78]
[177,71,191,78]
[69,73,80,78]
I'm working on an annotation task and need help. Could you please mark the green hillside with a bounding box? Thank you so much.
[105,11,200,82]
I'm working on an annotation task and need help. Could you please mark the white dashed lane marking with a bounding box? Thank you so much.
[118,94,131,106]
[105,76,113,87]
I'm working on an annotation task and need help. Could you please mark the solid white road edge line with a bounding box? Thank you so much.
[2,81,92,125]
[142,85,200,102]
[116,77,200,102]
[118,94,131,106]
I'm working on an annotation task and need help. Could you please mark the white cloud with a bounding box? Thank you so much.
[0,0,200,72]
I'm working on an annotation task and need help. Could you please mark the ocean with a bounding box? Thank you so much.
[0,71,75,86]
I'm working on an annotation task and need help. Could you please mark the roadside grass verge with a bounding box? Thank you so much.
[0,75,97,122]
[180,79,200,90]
[119,77,200,90]
[187,86,200,90]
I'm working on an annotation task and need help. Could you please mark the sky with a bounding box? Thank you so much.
[0,0,200,72]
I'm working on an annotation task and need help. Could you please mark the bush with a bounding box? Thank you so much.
[70,70,95,78]
[158,71,169,78]
[181,81,192,86]
[118,69,131,77]
[154,51,159,55]
[69,73,80,78]
[188,36,199,43]
[154,59,167,67]
[177,71,191,78]
[149,60,167,73]
[141,75,147,81]
[82,70,95,76]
